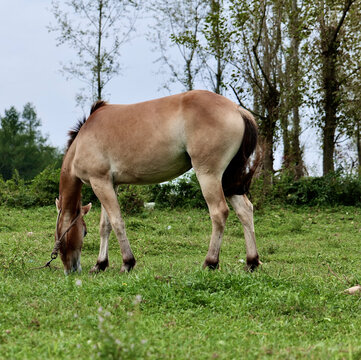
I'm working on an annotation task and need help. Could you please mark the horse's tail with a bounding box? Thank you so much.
[222,108,260,197]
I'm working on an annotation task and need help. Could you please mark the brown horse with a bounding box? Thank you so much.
[54,90,260,274]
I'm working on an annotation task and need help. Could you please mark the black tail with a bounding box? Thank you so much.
[222,108,260,197]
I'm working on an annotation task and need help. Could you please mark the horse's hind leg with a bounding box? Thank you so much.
[227,194,261,271]
[90,178,136,272]
[196,173,229,269]
[90,205,112,273]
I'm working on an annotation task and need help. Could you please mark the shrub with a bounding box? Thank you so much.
[29,167,61,206]
[149,172,205,209]
[1,167,361,208]
[0,170,34,207]
[117,185,149,215]
[249,171,361,207]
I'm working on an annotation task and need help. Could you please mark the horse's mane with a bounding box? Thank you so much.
[67,100,107,151]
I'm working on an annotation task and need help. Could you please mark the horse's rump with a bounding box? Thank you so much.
[222,108,259,196]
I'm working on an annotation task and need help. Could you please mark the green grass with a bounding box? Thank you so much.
[1,205,361,359]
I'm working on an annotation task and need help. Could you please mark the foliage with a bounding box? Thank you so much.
[148,0,361,178]
[2,165,361,209]
[0,103,61,180]
[1,206,361,359]
[117,185,149,215]
[148,0,207,92]
[149,171,205,209]
[250,171,361,207]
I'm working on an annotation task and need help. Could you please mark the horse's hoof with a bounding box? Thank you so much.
[202,259,219,270]
[245,256,262,272]
[120,258,136,273]
[89,259,109,273]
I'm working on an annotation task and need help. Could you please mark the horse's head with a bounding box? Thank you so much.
[55,198,92,275]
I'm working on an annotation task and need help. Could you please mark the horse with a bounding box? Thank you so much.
[53,90,261,275]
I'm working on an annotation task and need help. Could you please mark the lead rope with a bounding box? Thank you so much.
[29,211,81,271]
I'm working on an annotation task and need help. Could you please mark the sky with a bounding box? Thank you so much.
[0,0,322,173]
[0,0,182,149]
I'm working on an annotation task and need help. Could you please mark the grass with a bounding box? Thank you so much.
[1,205,361,359]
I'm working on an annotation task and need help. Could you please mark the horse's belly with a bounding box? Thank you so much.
[112,151,192,185]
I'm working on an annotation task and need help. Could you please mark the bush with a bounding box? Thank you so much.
[250,171,361,207]
[148,172,205,209]
[0,170,34,207]
[29,167,61,206]
[117,185,149,215]
[1,167,361,209]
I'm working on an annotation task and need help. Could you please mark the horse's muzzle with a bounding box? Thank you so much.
[64,254,82,275]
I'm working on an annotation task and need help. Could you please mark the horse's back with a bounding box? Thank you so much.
[70,91,245,184]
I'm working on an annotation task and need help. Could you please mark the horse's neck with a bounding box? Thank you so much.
[59,153,82,214]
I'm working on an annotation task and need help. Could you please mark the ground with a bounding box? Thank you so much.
[0,205,361,359]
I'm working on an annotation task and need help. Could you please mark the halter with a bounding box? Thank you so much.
[30,209,81,270]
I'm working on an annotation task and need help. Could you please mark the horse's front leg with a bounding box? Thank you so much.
[90,177,136,272]
[90,205,112,273]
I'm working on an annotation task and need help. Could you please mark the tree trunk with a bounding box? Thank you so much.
[357,119,361,177]
[260,86,279,185]
[280,110,291,169]
[211,0,223,94]
[321,25,339,175]
[97,0,103,101]
[290,0,304,178]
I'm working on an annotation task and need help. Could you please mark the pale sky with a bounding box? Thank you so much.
[0,0,322,173]
[0,0,182,149]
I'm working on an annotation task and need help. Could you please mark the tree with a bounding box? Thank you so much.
[49,0,140,106]
[149,0,207,92]
[0,104,60,180]
[230,0,284,184]
[279,0,308,178]
[200,0,234,94]
[309,0,359,175]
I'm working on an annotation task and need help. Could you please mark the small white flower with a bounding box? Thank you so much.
[167,225,172,230]
[98,306,103,313]
[104,311,111,317]
[27,232,33,237]
[239,259,245,264]
[141,339,148,345]
[75,279,82,286]
[133,294,142,305]
[98,315,104,323]
[115,339,121,345]
[74,313,78,318]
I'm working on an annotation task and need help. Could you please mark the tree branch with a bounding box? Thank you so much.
[230,84,266,120]
[331,0,356,44]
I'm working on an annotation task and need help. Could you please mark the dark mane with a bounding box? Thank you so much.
[90,100,107,115]
[66,100,107,151]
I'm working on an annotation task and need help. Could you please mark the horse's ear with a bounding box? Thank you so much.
[82,203,92,216]
[55,198,60,213]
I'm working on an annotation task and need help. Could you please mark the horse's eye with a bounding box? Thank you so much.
[84,228,87,237]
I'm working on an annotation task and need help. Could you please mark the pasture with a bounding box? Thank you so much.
[1,205,361,359]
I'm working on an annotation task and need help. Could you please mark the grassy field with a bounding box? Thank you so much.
[1,204,361,359]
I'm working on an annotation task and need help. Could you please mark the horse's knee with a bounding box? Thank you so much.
[233,195,253,224]
[211,203,229,228]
